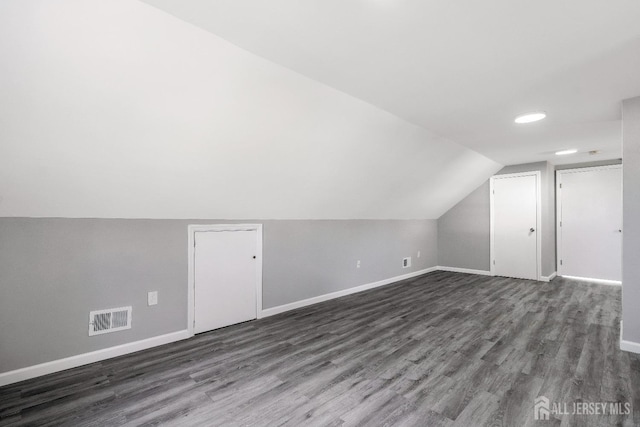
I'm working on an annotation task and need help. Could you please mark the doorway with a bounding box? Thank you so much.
[187,224,263,335]
[490,172,541,280]
[556,165,622,282]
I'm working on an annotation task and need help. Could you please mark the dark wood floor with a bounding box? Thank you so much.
[1,271,639,426]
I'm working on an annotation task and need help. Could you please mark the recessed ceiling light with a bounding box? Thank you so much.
[514,112,546,124]
[555,149,578,156]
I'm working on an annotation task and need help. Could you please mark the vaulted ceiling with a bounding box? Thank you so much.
[143,0,640,165]
[0,0,500,220]
[2,1,637,220]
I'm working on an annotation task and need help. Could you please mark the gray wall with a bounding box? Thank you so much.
[262,220,437,307]
[622,96,640,344]
[437,181,490,270]
[438,162,556,275]
[0,218,436,373]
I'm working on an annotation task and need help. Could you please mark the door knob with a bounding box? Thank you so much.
[530,228,535,233]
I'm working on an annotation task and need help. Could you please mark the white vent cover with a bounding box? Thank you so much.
[89,306,132,336]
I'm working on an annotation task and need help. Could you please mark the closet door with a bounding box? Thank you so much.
[557,166,622,282]
[491,173,540,280]
[194,229,258,333]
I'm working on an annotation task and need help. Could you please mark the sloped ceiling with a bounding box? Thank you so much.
[0,0,500,220]
[142,0,640,166]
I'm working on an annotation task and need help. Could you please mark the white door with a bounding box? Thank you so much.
[557,166,622,281]
[491,173,539,280]
[194,229,258,333]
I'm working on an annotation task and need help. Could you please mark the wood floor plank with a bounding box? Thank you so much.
[1,272,638,426]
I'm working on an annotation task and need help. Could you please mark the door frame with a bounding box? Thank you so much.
[555,164,622,281]
[490,171,542,280]
[187,224,263,336]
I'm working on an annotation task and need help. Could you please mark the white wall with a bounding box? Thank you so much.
[0,0,500,220]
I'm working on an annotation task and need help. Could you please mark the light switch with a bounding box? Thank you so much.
[148,291,158,306]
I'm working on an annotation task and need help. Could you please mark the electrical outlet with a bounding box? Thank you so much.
[147,291,158,306]
[402,257,412,268]
[356,260,361,268]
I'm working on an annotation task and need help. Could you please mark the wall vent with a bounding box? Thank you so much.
[402,257,412,268]
[89,306,132,336]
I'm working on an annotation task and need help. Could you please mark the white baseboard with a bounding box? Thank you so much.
[619,340,639,353]
[436,266,492,276]
[259,266,438,318]
[0,330,190,387]
[0,265,499,387]
[540,272,557,282]
[560,275,621,286]
[620,321,640,354]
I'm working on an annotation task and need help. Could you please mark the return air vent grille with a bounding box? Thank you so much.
[89,306,132,336]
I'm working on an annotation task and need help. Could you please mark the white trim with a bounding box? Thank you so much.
[187,224,264,334]
[0,265,496,387]
[559,275,621,286]
[619,339,640,353]
[0,330,190,387]
[540,272,557,282]
[620,321,640,354]
[556,170,562,277]
[490,171,542,281]
[260,267,438,318]
[556,164,622,175]
[436,266,492,276]
[556,164,622,279]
